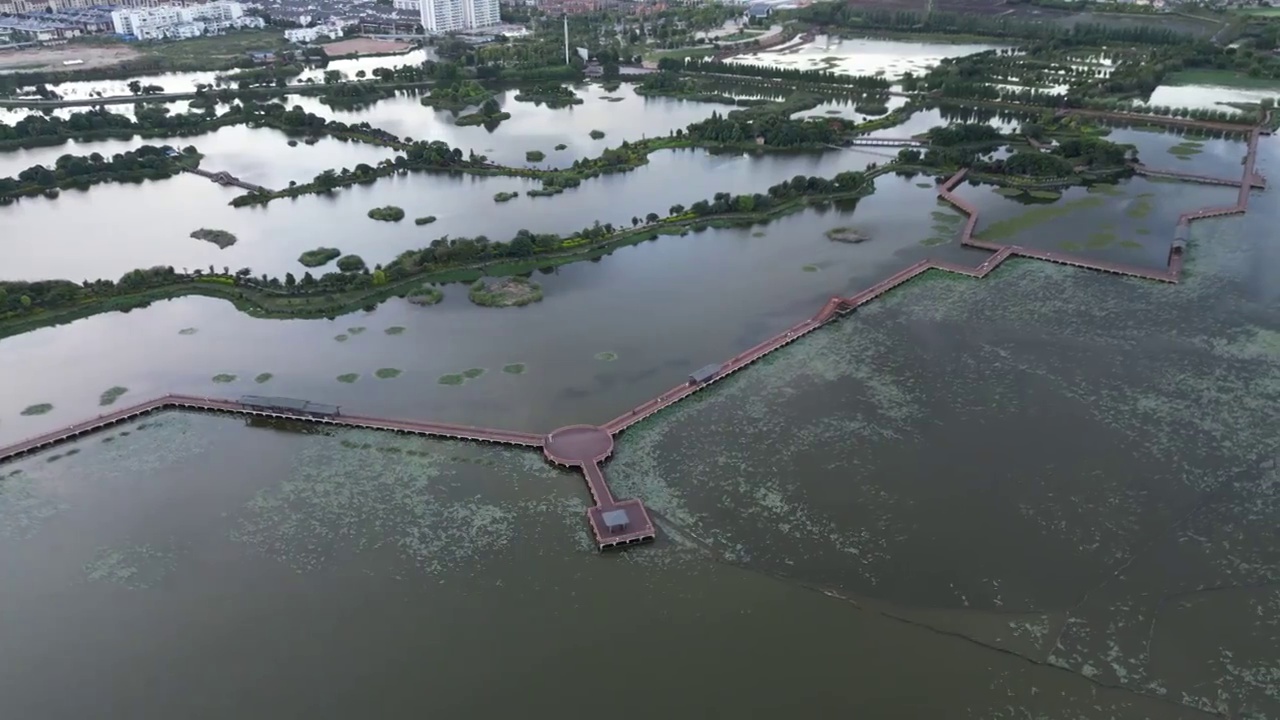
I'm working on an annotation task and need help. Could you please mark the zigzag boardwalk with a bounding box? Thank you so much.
[1,121,1265,552]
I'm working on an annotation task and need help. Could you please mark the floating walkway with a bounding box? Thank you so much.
[0,394,542,464]
[842,137,926,148]
[184,168,272,194]
[1132,163,1267,189]
[1,122,1266,553]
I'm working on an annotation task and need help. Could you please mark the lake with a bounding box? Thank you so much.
[2,50,1279,717]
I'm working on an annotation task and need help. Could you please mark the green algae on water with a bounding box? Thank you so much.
[977,196,1107,242]
[502,363,526,374]
[438,374,465,385]
[802,264,820,272]
[462,368,485,379]
[334,334,349,342]
[211,374,236,383]
[375,368,402,379]
[99,386,128,406]
[84,544,177,590]
[384,326,406,335]
[20,403,53,416]
[337,373,359,383]
[595,352,618,362]
[254,373,273,384]
[348,327,366,335]
[1126,195,1155,219]
[177,327,198,335]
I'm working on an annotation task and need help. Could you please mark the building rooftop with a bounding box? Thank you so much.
[601,509,630,528]
[239,395,340,416]
[690,363,721,383]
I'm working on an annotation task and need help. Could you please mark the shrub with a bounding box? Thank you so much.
[299,247,341,267]
[367,205,406,222]
[336,254,366,272]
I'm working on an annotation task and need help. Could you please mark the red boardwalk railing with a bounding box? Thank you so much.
[1,120,1266,553]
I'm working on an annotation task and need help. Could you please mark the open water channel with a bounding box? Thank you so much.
[2,39,1280,717]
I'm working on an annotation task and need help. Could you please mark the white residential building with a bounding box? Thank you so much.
[420,0,499,33]
[110,2,263,41]
[465,0,500,30]
[392,0,420,11]
[283,24,343,43]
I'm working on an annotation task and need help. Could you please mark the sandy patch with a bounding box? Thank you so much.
[320,38,412,58]
[0,44,141,74]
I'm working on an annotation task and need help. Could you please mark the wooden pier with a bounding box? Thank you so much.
[184,167,272,194]
[0,123,1266,553]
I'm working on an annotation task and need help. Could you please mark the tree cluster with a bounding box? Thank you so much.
[660,57,891,91]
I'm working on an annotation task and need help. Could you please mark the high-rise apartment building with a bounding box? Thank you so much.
[110,1,263,40]
[419,0,499,33]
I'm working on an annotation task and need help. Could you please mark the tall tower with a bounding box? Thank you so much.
[563,14,569,64]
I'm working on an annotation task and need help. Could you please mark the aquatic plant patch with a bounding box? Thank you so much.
[99,386,128,406]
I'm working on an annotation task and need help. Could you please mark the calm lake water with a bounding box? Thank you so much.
[2,54,1280,717]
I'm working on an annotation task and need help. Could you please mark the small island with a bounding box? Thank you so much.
[408,286,444,305]
[494,191,519,203]
[455,98,511,128]
[526,150,546,162]
[468,277,543,307]
[825,227,870,244]
[589,129,605,140]
[299,247,342,268]
[367,205,405,222]
[421,79,493,112]
[414,215,438,226]
[336,254,366,272]
[554,143,568,151]
[513,84,584,109]
[190,228,237,249]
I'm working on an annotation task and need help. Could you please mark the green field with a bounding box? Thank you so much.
[644,46,717,62]
[1236,6,1280,16]
[1166,68,1280,89]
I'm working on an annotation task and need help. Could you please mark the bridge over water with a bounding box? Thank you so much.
[0,122,1265,551]
[184,167,272,194]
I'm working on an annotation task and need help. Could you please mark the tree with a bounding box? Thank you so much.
[631,216,639,227]
[602,62,620,81]
[19,295,31,307]
[669,204,685,215]
[285,272,296,288]
[481,97,500,116]
[646,212,660,223]
[127,80,141,95]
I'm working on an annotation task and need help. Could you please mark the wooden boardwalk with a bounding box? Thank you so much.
[1132,163,1266,189]
[0,394,542,464]
[0,123,1266,553]
[184,168,272,194]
